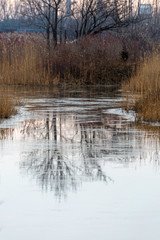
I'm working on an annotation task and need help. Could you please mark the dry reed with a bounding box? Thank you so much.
[0,33,136,86]
[123,52,160,122]
[123,54,160,93]
[0,94,17,119]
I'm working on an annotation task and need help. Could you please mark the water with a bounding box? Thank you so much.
[0,85,160,240]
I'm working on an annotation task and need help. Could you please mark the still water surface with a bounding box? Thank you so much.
[0,86,160,240]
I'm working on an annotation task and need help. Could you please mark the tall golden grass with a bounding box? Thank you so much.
[123,54,160,93]
[123,53,160,122]
[0,33,137,86]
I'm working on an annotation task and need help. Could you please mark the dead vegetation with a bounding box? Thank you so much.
[123,52,160,123]
[0,94,17,119]
[0,33,139,86]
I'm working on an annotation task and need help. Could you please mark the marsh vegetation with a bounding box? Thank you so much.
[0,93,17,119]
[0,33,137,86]
[123,52,160,123]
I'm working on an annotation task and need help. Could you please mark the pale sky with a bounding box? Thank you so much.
[9,0,159,11]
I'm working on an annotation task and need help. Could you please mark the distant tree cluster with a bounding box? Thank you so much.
[0,0,159,45]
[19,0,137,45]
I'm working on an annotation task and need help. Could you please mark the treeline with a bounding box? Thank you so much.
[0,1,153,42]
[0,1,160,45]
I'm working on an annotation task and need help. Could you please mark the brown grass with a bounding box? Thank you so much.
[122,52,160,122]
[0,94,17,119]
[0,33,137,86]
[133,93,160,122]
[123,54,160,93]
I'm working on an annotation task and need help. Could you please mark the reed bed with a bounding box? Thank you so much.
[0,33,137,86]
[123,52,160,123]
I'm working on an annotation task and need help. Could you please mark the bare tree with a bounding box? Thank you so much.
[68,0,137,39]
[20,0,141,44]
[21,0,66,46]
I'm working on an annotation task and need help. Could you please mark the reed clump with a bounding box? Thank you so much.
[0,33,137,86]
[123,53,160,122]
[123,54,160,93]
[133,94,160,122]
[0,94,17,119]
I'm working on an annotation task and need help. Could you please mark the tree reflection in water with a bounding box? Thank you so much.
[20,111,114,198]
[1,85,160,198]
[21,147,111,199]
[18,108,160,198]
